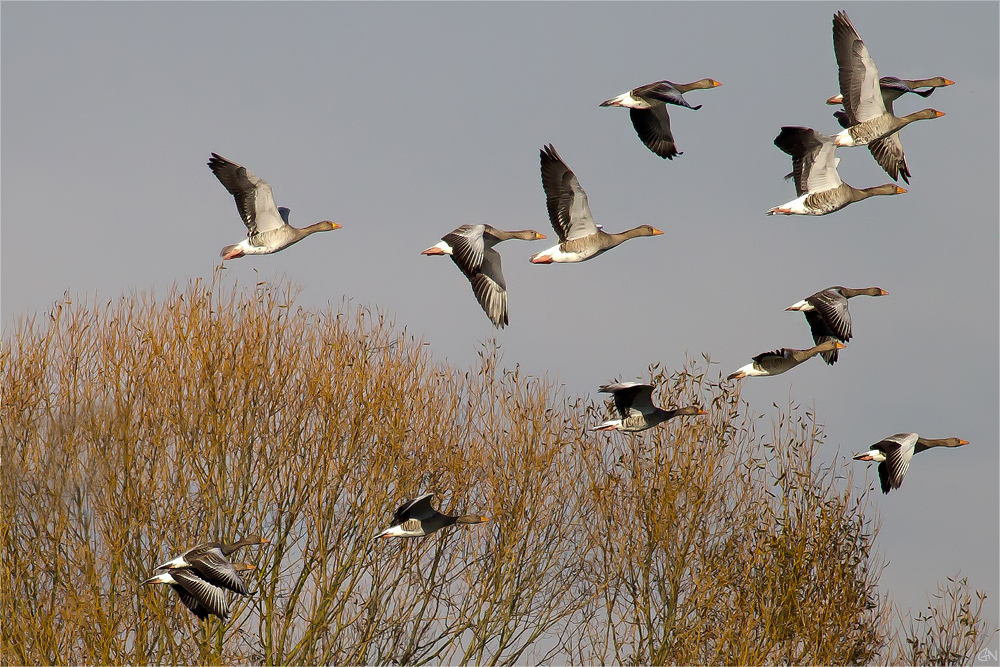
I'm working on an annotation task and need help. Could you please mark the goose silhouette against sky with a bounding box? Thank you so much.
[728,341,845,380]
[423,224,545,328]
[599,78,721,159]
[786,286,887,364]
[531,144,663,264]
[854,433,968,494]
[831,12,945,150]
[209,153,341,260]
[827,75,954,182]
[767,126,906,216]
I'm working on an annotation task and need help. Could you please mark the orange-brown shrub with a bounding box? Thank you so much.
[1,274,989,665]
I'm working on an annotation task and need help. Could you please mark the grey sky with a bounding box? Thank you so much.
[3,1,997,637]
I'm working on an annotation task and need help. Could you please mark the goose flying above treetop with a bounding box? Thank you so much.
[423,224,545,329]
[600,78,721,159]
[531,144,663,264]
[209,153,341,260]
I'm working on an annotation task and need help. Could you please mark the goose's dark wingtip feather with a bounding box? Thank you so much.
[207,153,228,171]
[540,144,561,161]
[833,10,855,31]
[878,463,892,494]
[832,109,851,129]
[773,126,819,158]
[643,139,681,159]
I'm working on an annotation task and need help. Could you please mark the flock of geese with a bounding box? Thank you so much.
[146,11,968,623]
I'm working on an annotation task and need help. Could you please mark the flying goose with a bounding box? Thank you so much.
[209,153,341,260]
[593,382,706,432]
[767,127,905,216]
[831,12,944,149]
[826,76,955,109]
[144,563,255,621]
[854,433,968,494]
[727,341,845,380]
[828,77,954,183]
[156,535,268,596]
[531,145,663,264]
[600,79,721,159]
[375,493,488,539]
[422,224,546,328]
[786,286,887,364]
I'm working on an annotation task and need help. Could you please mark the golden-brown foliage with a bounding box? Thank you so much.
[887,575,998,666]
[0,274,986,665]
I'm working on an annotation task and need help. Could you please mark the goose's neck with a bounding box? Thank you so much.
[795,341,839,362]
[455,514,488,525]
[221,536,256,555]
[603,226,658,247]
[674,78,718,93]
[490,229,541,242]
[852,184,902,202]
[907,77,949,89]
[839,287,883,298]
[298,220,340,237]
[915,437,967,452]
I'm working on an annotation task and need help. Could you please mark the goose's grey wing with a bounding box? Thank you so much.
[803,135,842,193]
[868,133,910,183]
[171,584,211,620]
[629,106,681,160]
[191,549,249,595]
[633,81,701,110]
[169,569,230,620]
[540,145,598,242]
[208,154,285,236]
[774,127,841,196]
[874,433,917,492]
[395,492,436,524]
[625,384,656,416]
[833,11,886,124]
[806,290,852,341]
[599,382,654,419]
[443,225,486,278]
[468,246,508,328]
[751,350,790,373]
[878,76,914,101]
[803,311,841,365]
